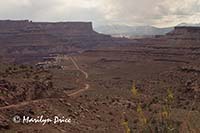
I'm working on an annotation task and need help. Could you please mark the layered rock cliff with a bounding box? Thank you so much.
[0,20,109,46]
[166,26,200,40]
[0,20,115,63]
[0,20,94,34]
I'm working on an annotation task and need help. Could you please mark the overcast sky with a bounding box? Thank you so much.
[0,0,199,27]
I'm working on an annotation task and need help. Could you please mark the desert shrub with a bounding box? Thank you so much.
[122,82,184,133]
[122,112,131,133]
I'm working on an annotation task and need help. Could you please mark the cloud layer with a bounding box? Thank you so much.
[0,0,199,27]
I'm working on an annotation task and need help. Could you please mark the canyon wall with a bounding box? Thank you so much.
[0,20,115,63]
[166,26,200,40]
[0,20,94,34]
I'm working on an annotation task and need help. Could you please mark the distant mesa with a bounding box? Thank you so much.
[0,20,96,35]
[0,20,112,47]
[0,20,115,64]
[165,26,200,40]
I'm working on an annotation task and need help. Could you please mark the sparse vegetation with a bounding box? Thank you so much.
[121,81,199,133]
[0,23,200,132]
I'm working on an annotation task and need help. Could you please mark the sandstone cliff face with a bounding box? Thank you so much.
[0,20,115,63]
[0,20,110,45]
[0,21,98,46]
[0,20,94,34]
[0,20,30,32]
[35,22,95,35]
[166,26,200,40]
[136,26,200,48]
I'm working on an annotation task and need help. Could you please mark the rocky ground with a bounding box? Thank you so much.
[0,25,199,132]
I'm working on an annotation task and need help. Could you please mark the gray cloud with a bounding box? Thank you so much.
[0,0,199,27]
[102,0,200,27]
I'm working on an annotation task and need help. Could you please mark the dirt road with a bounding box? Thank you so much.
[0,56,90,110]
[69,57,88,79]
[68,57,90,97]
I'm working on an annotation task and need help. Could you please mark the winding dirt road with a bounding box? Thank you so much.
[69,57,88,79]
[0,56,90,110]
[68,57,90,97]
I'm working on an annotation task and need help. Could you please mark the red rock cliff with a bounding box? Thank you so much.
[0,20,96,35]
[166,26,200,40]
[0,20,111,46]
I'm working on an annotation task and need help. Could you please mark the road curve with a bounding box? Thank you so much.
[0,56,90,110]
[69,57,88,79]
[68,57,90,97]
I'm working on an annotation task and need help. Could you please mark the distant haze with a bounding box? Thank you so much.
[94,25,174,37]
[0,0,199,27]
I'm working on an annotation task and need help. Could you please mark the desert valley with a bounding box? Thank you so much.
[0,20,199,132]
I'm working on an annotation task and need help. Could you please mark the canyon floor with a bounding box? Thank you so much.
[0,22,199,132]
[0,39,200,133]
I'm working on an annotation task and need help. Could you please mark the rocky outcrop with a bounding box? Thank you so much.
[0,20,94,34]
[0,20,115,63]
[0,20,110,45]
[166,26,200,40]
